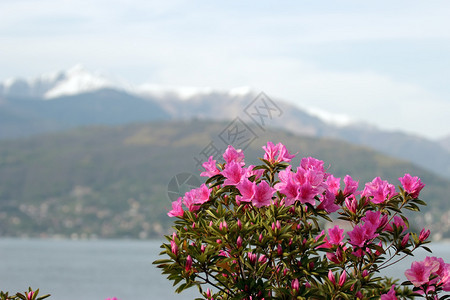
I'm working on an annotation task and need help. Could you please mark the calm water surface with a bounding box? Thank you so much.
[0,239,449,300]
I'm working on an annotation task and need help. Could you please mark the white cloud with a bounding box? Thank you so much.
[1,0,449,138]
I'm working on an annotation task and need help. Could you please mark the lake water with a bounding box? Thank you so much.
[0,239,449,300]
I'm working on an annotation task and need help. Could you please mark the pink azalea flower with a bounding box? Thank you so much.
[193,184,211,205]
[222,161,246,186]
[251,181,276,208]
[276,162,327,207]
[299,168,324,188]
[200,156,220,177]
[317,190,339,213]
[362,177,397,204]
[407,257,450,291]
[236,178,256,203]
[262,142,295,163]
[277,165,293,186]
[183,189,200,212]
[262,141,279,163]
[405,260,435,287]
[223,145,245,165]
[167,197,184,217]
[345,195,358,213]
[325,175,340,195]
[423,256,445,277]
[182,184,211,212]
[385,216,407,233]
[295,168,327,196]
[277,177,299,206]
[348,221,378,249]
[441,264,450,291]
[277,143,296,162]
[297,181,318,206]
[381,285,398,300]
[348,224,368,248]
[328,225,344,246]
[343,175,359,196]
[300,157,325,173]
[399,173,425,198]
[361,210,383,229]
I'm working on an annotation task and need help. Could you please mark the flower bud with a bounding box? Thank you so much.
[375,241,383,256]
[276,220,281,230]
[259,233,263,243]
[206,288,212,299]
[237,236,243,248]
[201,244,206,253]
[277,244,283,256]
[258,254,267,264]
[237,219,242,230]
[328,270,335,284]
[185,255,192,272]
[248,252,257,264]
[27,291,34,300]
[345,196,357,214]
[339,271,347,286]
[336,247,344,262]
[292,278,299,292]
[419,228,430,242]
[171,240,178,256]
[401,233,410,247]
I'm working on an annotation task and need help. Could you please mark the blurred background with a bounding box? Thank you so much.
[0,1,449,299]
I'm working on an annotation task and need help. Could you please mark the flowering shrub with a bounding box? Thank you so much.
[155,142,450,299]
[0,288,49,300]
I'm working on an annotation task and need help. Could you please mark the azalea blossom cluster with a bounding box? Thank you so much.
[156,142,448,299]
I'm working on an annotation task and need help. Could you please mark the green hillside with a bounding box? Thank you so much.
[0,120,448,239]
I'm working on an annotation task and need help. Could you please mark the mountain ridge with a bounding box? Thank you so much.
[0,120,449,239]
[1,66,449,180]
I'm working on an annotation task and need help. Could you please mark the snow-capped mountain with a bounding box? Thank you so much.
[0,65,127,100]
[1,66,450,179]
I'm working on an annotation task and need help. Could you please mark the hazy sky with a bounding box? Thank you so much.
[1,0,449,139]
